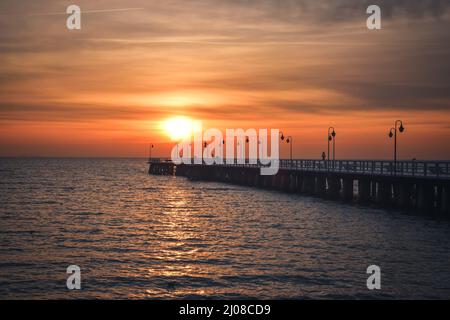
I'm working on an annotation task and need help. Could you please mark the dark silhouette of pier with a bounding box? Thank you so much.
[148,158,450,215]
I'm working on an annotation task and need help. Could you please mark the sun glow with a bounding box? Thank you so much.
[162,117,198,141]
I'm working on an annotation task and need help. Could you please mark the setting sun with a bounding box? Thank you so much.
[162,117,197,141]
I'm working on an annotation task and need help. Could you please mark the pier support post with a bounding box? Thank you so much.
[302,175,314,194]
[376,181,392,206]
[440,184,450,215]
[396,183,412,211]
[314,176,327,197]
[327,176,341,199]
[371,181,377,199]
[270,173,277,189]
[281,172,290,191]
[417,182,435,214]
[253,171,260,187]
[257,175,263,188]
[288,173,297,192]
[267,175,275,189]
[296,175,303,194]
[264,176,271,189]
[358,179,371,203]
[342,178,353,202]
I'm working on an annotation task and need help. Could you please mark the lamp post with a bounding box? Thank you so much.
[286,136,293,163]
[245,137,251,163]
[388,120,405,173]
[279,131,286,155]
[327,127,336,169]
[149,143,154,161]
[279,132,293,165]
[219,139,224,163]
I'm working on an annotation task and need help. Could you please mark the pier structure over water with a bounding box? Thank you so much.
[148,158,450,215]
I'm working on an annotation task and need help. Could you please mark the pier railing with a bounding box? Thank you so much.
[277,159,450,179]
[148,158,450,179]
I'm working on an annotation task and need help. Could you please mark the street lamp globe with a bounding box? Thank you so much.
[389,127,395,138]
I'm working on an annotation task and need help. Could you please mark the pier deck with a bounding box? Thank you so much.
[148,159,450,215]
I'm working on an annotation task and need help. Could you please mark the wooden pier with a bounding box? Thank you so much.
[148,159,450,215]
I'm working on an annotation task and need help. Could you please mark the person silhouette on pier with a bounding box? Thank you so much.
[321,151,326,161]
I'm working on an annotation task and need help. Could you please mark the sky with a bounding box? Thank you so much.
[1,0,450,159]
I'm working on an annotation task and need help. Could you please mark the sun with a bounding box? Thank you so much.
[162,117,197,141]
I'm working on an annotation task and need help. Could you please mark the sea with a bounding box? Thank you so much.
[1,158,449,299]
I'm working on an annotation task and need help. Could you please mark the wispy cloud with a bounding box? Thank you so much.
[0,7,144,16]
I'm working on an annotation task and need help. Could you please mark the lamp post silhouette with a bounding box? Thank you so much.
[389,120,405,173]
[286,136,293,162]
[219,139,225,163]
[149,143,154,161]
[279,132,293,164]
[327,127,336,169]
[245,137,250,163]
[279,131,286,159]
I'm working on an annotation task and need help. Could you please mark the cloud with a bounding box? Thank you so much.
[0,0,449,121]
[0,102,172,123]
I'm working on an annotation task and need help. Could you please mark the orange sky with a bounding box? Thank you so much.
[1,1,450,159]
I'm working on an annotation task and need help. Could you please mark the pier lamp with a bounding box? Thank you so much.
[279,131,287,161]
[149,143,154,161]
[388,120,405,172]
[286,136,293,162]
[204,141,208,163]
[327,127,336,169]
[389,128,395,138]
